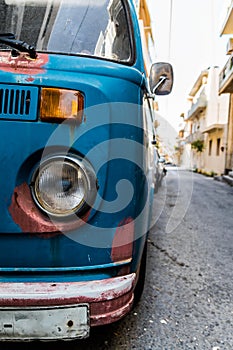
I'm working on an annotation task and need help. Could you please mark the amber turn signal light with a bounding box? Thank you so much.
[40,88,84,123]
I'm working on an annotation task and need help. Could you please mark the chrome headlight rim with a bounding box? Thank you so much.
[30,153,97,219]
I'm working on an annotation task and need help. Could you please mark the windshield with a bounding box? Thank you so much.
[0,0,133,63]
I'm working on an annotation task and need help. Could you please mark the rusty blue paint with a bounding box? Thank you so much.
[0,0,153,334]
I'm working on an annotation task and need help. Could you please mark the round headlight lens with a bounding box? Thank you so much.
[31,155,96,217]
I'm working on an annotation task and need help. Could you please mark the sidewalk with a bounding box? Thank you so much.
[214,171,233,186]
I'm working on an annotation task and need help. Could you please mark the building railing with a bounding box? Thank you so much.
[219,55,233,94]
[186,131,204,144]
[186,93,207,120]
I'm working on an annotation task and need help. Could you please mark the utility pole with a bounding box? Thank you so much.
[168,0,173,60]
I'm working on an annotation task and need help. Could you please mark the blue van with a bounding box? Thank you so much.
[0,0,173,340]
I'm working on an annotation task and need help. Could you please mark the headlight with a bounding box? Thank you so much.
[31,154,97,218]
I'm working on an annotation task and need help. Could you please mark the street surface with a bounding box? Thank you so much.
[3,169,233,350]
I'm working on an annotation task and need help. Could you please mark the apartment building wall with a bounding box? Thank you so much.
[225,94,233,170]
[181,67,229,175]
[203,67,229,175]
[219,0,233,173]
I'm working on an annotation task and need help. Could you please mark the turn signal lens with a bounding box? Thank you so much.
[40,88,84,123]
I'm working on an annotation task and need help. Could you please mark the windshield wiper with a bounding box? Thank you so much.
[0,33,37,59]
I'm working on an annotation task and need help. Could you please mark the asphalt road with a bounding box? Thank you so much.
[3,169,233,350]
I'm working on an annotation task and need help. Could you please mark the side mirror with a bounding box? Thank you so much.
[149,62,173,95]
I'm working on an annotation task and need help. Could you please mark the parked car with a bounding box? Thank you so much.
[0,0,173,341]
[154,150,167,192]
[165,161,176,167]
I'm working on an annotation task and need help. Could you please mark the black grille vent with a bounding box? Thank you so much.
[0,84,38,121]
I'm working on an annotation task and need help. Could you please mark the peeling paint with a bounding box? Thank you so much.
[25,76,35,82]
[0,274,136,326]
[0,52,48,75]
[8,183,90,234]
[90,293,134,326]
[111,218,134,262]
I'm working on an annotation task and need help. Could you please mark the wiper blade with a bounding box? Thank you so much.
[0,33,37,59]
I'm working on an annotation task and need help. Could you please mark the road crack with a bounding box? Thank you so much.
[148,239,189,267]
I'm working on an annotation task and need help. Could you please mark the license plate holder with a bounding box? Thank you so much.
[0,304,90,341]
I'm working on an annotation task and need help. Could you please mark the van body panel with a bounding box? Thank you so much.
[0,0,171,339]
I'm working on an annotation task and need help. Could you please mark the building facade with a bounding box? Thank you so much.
[134,0,155,75]
[219,0,233,173]
[179,67,229,175]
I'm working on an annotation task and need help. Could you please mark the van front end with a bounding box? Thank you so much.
[0,0,174,341]
[0,51,150,340]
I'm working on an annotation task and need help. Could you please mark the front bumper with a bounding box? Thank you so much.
[0,273,136,341]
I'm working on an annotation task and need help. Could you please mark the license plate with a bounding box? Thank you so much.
[0,304,89,341]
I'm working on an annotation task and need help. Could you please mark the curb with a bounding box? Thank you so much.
[222,175,233,186]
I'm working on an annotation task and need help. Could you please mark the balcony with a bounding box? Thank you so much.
[202,123,225,134]
[185,131,204,144]
[219,55,233,94]
[220,1,233,35]
[185,93,207,121]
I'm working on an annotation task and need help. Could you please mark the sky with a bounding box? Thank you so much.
[147,0,231,132]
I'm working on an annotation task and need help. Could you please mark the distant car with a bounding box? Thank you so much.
[165,161,176,167]
[154,150,167,192]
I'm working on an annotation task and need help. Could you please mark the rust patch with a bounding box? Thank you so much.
[0,274,136,326]
[117,265,131,276]
[90,293,134,327]
[25,76,35,82]
[0,52,48,75]
[111,218,134,262]
[8,183,90,234]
